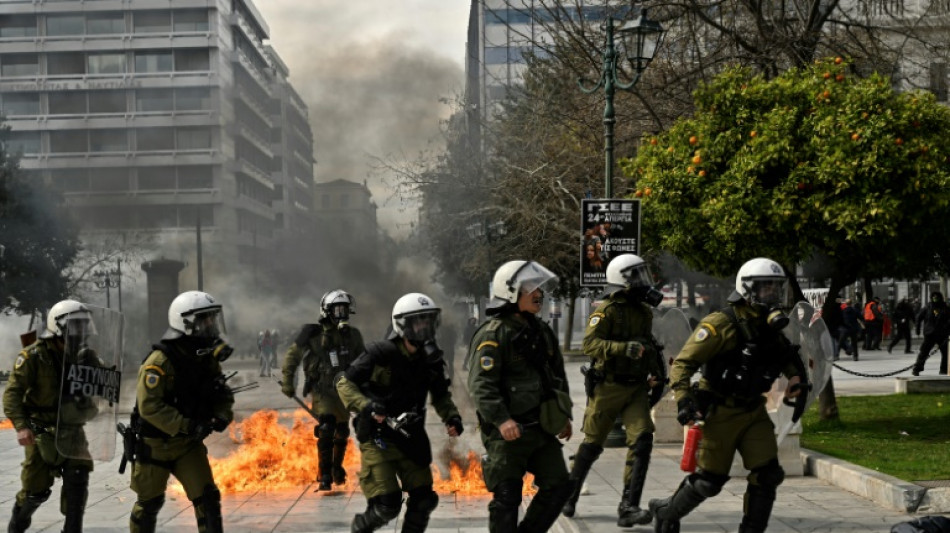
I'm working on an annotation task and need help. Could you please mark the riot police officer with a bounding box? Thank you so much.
[336,292,462,533]
[648,258,803,533]
[4,300,99,533]
[128,291,235,533]
[467,260,574,533]
[563,254,665,525]
[912,291,950,376]
[281,289,365,490]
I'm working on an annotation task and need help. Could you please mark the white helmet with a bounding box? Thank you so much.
[487,260,558,310]
[735,258,788,308]
[320,289,355,322]
[605,254,653,293]
[167,290,226,339]
[391,292,441,344]
[42,299,95,339]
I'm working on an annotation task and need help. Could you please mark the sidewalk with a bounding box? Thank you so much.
[0,343,941,532]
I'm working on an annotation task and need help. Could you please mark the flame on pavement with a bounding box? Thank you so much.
[175,408,534,496]
[0,419,13,430]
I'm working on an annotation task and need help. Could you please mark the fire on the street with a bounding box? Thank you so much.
[0,419,13,429]
[200,409,534,496]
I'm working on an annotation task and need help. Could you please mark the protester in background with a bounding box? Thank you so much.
[282,289,365,491]
[258,329,275,377]
[863,297,884,351]
[913,292,950,376]
[888,298,916,354]
[4,300,100,533]
[467,260,574,532]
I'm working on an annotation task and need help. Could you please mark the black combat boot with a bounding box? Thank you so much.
[562,443,603,517]
[8,490,49,533]
[649,475,722,533]
[317,436,334,490]
[737,484,776,533]
[617,456,652,526]
[519,480,574,532]
[332,437,348,485]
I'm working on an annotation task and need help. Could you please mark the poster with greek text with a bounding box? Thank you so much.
[580,199,641,287]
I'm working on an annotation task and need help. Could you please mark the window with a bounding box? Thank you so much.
[89,129,128,152]
[175,87,211,111]
[88,53,126,74]
[89,168,128,191]
[178,165,212,188]
[49,130,87,152]
[4,131,40,154]
[50,168,89,192]
[86,13,125,35]
[135,89,173,112]
[174,49,209,72]
[0,15,37,38]
[133,11,171,34]
[88,91,126,114]
[485,46,508,64]
[1,54,39,77]
[47,52,85,76]
[49,91,87,115]
[137,128,174,151]
[45,15,84,36]
[135,51,173,73]
[173,10,208,32]
[137,205,177,228]
[138,167,176,190]
[176,127,211,150]
[1,93,40,116]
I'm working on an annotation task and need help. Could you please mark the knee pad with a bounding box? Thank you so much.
[317,414,337,440]
[139,495,165,515]
[26,489,52,506]
[689,472,728,498]
[406,487,438,514]
[492,479,523,509]
[370,492,403,522]
[631,433,654,459]
[750,459,785,489]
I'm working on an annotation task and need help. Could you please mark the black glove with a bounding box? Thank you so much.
[210,417,229,433]
[186,419,213,440]
[364,401,387,418]
[676,397,701,426]
[445,415,464,436]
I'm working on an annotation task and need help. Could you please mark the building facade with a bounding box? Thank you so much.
[0,0,316,278]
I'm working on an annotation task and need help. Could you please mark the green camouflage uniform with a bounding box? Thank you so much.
[4,339,95,533]
[282,321,365,485]
[128,341,234,533]
[466,312,573,533]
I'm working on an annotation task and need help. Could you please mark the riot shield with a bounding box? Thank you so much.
[771,302,834,442]
[651,307,695,404]
[56,305,123,461]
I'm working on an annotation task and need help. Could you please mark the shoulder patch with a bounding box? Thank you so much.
[144,371,162,389]
[14,355,25,369]
[479,355,495,371]
[694,324,716,342]
[589,316,602,327]
[476,340,499,351]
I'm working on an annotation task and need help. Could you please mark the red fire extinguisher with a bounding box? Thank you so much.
[680,422,704,472]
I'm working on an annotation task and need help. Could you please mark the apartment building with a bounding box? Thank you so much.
[0,0,316,277]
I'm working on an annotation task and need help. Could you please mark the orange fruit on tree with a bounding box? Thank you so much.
[689,136,698,145]
[698,170,707,177]
[834,56,843,64]
[635,189,643,197]
[650,138,658,145]
[750,130,757,138]
[836,74,845,82]
[823,72,831,79]
[692,155,702,164]
[851,133,859,141]
[644,188,652,196]
[896,138,903,145]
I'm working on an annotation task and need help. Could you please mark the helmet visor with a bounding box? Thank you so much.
[514,262,559,296]
[330,303,350,321]
[185,308,227,338]
[746,277,788,308]
[621,263,654,289]
[402,310,440,344]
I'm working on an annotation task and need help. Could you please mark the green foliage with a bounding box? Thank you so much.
[622,58,950,283]
[0,126,79,314]
[801,394,950,481]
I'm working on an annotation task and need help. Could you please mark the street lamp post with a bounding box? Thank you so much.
[93,260,122,311]
[466,220,508,310]
[578,10,665,198]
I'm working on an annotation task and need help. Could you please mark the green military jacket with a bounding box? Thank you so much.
[3,339,63,431]
[670,301,800,403]
[583,292,661,380]
[283,322,365,397]
[137,347,234,438]
[467,313,569,428]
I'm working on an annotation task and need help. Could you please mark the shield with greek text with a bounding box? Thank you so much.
[56,305,123,461]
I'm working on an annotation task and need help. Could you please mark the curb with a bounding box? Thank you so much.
[801,448,933,513]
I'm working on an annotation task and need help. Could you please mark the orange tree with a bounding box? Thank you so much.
[624,57,950,301]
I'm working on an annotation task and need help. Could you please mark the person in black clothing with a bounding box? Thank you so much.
[888,298,916,354]
[837,299,861,361]
[912,292,950,376]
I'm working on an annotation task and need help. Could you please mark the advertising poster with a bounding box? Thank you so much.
[580,199,641,287]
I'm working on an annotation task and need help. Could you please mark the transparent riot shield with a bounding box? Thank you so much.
[651,307,695,403]
[771,302,834,442]
[56,305,123,461]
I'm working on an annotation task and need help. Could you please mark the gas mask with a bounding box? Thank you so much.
[630,286,664,308]
[403,313,442,360]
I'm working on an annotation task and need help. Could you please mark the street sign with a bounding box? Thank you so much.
[580,199,641,287]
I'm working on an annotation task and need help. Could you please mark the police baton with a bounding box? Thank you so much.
[275,378,320,421]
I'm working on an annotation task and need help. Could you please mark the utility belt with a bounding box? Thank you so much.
[27,418,53,435]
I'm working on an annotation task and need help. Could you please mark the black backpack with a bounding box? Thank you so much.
[891,516,950,533]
